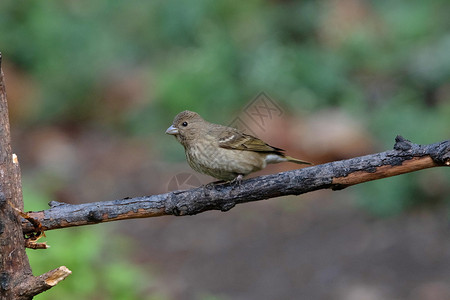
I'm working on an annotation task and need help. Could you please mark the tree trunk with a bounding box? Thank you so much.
[0,53,70,300]
[0,53,35,300]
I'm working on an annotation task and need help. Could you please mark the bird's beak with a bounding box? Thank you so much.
[165,125,179,135]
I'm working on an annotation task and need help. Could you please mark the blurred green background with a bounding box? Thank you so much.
[1,0,450,299]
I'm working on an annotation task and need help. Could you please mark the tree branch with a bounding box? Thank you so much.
[22,136,450,234]
[15,266,71,299]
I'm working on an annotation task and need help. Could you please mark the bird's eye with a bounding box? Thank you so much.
[182,121,188,127]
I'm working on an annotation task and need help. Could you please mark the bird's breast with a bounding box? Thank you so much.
[184,142,265,180]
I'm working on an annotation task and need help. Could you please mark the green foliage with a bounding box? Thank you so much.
[1,0,449,122]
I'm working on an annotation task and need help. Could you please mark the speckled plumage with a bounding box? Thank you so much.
[166,110,311,181]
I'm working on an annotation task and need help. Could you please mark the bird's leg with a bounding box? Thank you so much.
[230,174,244,189]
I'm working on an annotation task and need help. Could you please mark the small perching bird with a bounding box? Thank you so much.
[166,110,311,182]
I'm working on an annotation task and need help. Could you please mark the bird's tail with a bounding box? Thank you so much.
[284,155,312,165]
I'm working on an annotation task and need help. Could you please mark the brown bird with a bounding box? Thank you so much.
[166,110,311,182]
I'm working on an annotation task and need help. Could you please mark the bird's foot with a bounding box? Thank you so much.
[203,175,243,191]
[230,174,243,189]
[204,180,226,190]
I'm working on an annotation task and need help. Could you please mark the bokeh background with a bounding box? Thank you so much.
[1,0,450,299]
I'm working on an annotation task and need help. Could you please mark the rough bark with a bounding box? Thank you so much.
[0,54,70,299]
[22,136,449,234]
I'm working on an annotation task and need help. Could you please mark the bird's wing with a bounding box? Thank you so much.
[217,128,284,153]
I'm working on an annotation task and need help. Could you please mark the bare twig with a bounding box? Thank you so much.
[22,136,450,234]
[15,267,71,299]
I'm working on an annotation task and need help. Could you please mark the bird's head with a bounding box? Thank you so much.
[166,110,206,145]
